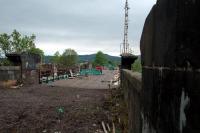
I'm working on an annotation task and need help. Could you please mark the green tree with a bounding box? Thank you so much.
[108,60,116,67]
[11,30,35,53]
[0,33,11,54]
[28,47,44,62]
[0,30,44,64]
[51,51,61,64]
[132,58,142,73]
[60,49,78,67]
[94,51,108,66]
[0,30,37,55]
[28,47,44,57]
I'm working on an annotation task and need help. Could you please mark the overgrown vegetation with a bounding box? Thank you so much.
[104,88,128,133]
[0,58,13,66]
[132,58,142,73]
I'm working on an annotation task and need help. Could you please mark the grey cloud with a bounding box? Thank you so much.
[0,0,156,55]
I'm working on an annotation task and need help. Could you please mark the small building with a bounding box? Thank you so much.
[6,52,41,85]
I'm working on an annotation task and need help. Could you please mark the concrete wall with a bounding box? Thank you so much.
[0,66,21,88]
[121,1,200,133]
[0,66,21,81]
[121,69,142,133]
[0,66,39,86]
[140,0,200,133]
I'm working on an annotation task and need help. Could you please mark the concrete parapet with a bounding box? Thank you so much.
[121,69,142,133]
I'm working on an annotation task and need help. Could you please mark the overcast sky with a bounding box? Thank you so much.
[0,0,156,56]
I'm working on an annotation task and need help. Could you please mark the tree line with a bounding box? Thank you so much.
[50,50,119,68]
[50,49,78,67]
[0,30,119,68]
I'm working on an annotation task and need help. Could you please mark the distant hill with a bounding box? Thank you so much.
[78,54,96,62]
[105,54,121,62]
[44,54,121,64]
[79,54,121,62]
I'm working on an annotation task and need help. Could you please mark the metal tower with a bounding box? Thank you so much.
[121,0,131,55]
[120,0,137,70]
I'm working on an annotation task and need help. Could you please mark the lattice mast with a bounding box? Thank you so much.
[121,0,131,55]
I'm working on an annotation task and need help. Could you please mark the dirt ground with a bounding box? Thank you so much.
[52,70,116,89]
[0,71,116,133]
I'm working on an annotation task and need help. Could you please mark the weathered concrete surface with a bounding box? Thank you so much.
[0,66,20,81]
[141,0,200,67]
[140,0,200,133]
[121,69,142,133]
[0,66,21,88]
